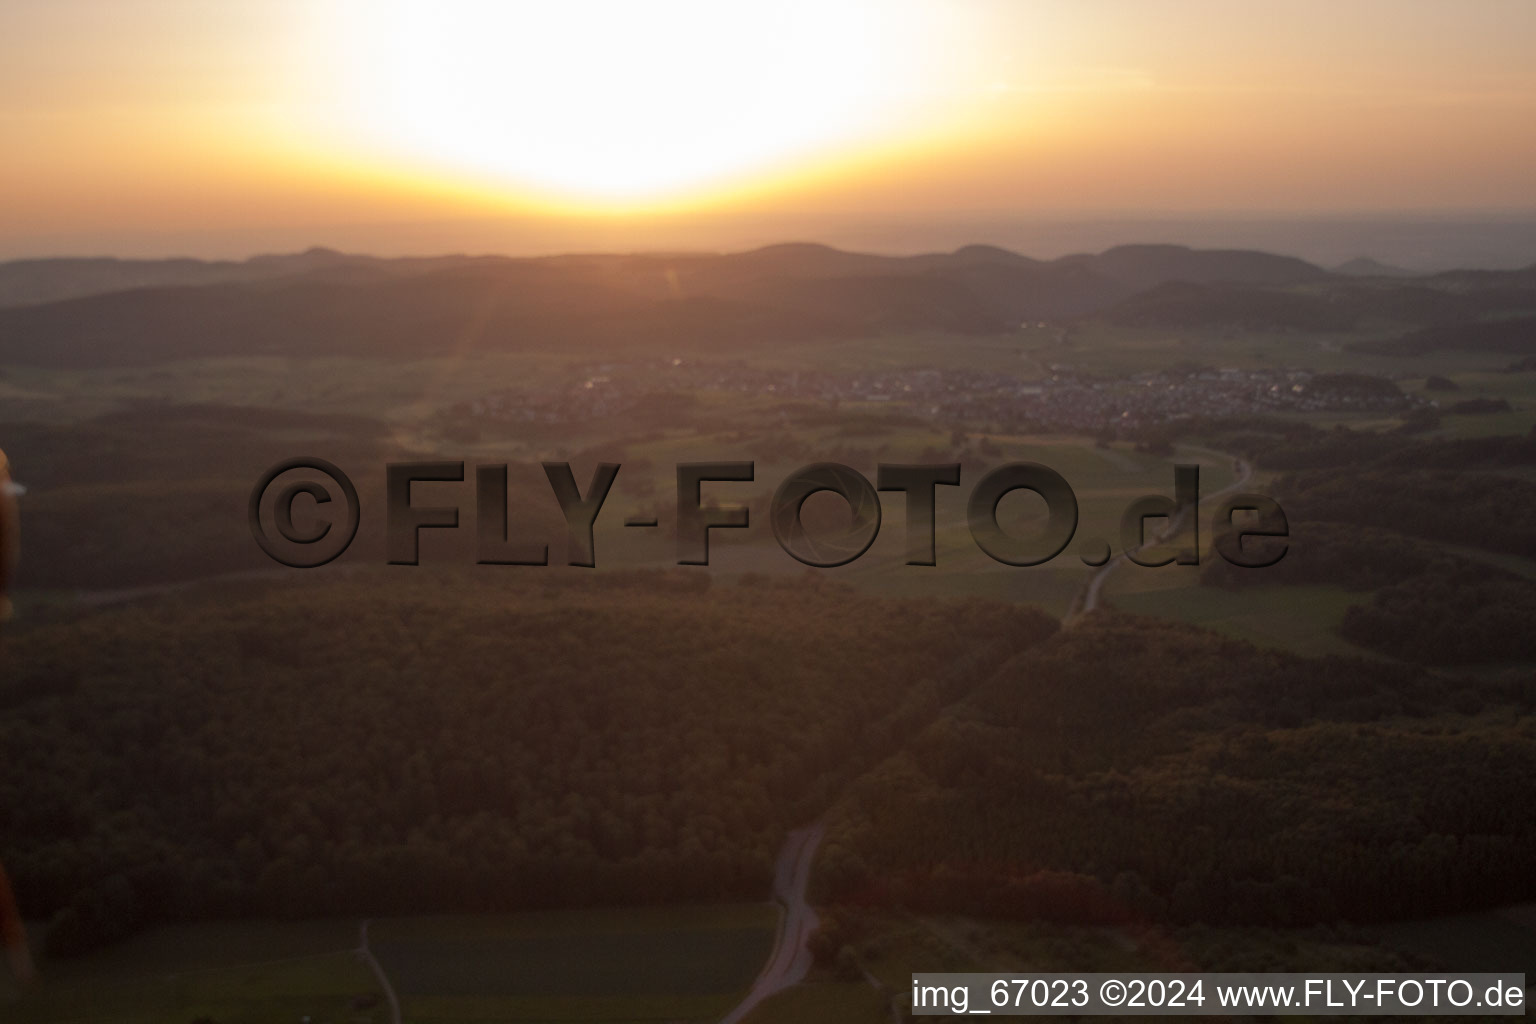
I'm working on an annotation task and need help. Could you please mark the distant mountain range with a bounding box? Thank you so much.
[1332,257,1420,278]
[0,243,1533,367]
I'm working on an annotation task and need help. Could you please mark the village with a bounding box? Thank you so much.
[442,358,1416,436]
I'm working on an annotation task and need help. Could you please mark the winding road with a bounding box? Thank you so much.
[716,457,1255,1020]
[1067,453,1252,623]
[358,919,402,1024]
[719,825,824,1024]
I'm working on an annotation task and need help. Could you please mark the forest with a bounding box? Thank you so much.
[0,572,1053,955]
[6,564,1532,960]
[816,613,1536,931]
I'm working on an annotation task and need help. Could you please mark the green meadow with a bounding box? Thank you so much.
[0,905,777,1024]
[0,919,377,1024]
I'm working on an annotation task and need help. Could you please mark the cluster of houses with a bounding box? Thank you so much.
[442,358,1411,435]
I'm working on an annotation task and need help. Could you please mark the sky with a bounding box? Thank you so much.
[2,0,1535,260]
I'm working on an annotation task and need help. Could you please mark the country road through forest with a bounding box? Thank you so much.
[719,825,824,1024]
[1069,454,1253,623]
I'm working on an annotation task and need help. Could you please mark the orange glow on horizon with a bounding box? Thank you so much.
[286,0,999,214]
[1,0,1534,255]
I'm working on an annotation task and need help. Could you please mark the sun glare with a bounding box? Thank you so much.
[311,0,946,208]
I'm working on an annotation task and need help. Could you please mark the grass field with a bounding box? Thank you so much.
[1372,903,1536,976]
[9,903,1523,1024]
[371,905,776,1023]
[766,330,1052,376]
[0,905,777,1024]
[1032,322,1536,381]
[0,354,592,426]
[0,919,380,1024]
[743,981,889,1024]
[1091,454,1380,659]
[596,427,1237,617]
[1412,369,1536,438]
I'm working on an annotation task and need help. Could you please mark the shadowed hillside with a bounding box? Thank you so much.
[0,243,1343,367]
[6,243,1536,369]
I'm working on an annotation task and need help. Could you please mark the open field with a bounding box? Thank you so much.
[1371,903,1536,976]
[1029,322,1536,381]
[371,905,776,1023]
[742,980,889,1024]
[593,427,1237,617]
[8,902,1529,1024]
[0,905,778,1024]
[0,353,596,427]
[0,919,380,1024]
[1411,369,1536,438]
[766,329,1054,376]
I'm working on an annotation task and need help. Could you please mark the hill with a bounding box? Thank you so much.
[0,248,397,308]
[1334,257,1419,278]
[1064,243,1330,291]
[9,241,1536,367]
[0,242,1339,367]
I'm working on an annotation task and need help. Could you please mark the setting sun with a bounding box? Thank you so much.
[308,0,951,207]
[3,0,1534,254]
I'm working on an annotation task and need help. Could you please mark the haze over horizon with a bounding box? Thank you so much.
[10,213,1536,274]
[4,1,1535,266]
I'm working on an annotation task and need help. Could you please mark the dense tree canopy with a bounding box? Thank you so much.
[0,572,1053,955]
[818,614,1536,928]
